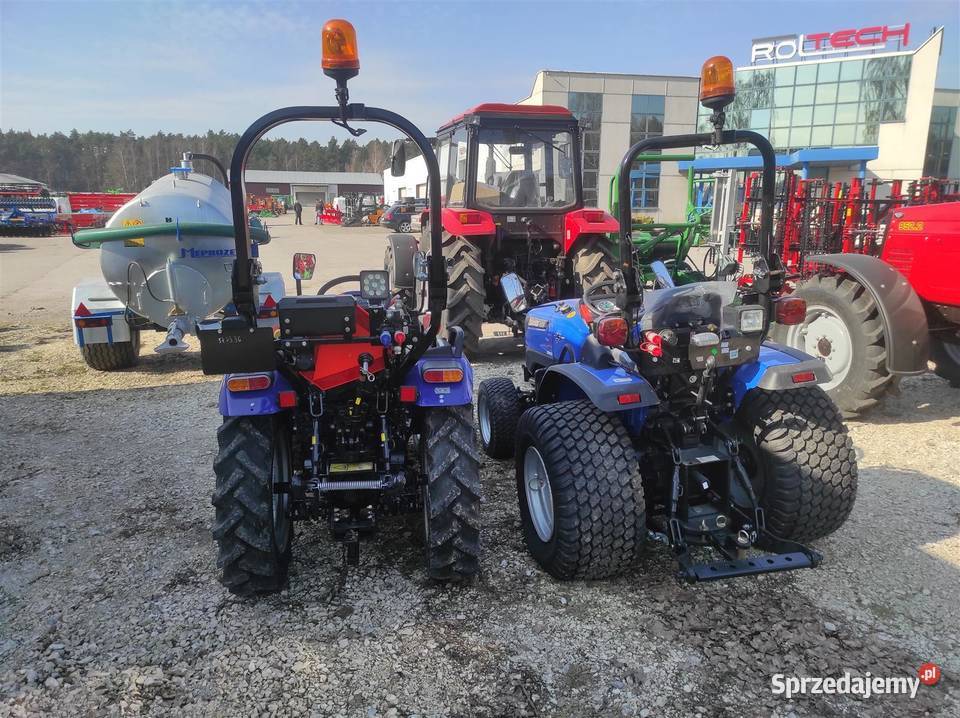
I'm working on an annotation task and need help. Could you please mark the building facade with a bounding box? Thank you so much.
[243,170,382,207]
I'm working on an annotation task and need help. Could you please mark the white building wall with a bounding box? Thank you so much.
[382,156,428,204]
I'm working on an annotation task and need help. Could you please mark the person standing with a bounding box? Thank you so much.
[294,200,303,225]
[314,199,323,225]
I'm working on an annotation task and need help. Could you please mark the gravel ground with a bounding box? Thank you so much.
[1,229,958,716]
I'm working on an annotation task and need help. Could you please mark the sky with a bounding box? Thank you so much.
[1,0,958,144]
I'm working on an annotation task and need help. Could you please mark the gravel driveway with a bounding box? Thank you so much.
[1,312,958,717]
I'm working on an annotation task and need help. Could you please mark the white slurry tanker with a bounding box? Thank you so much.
[70,153,284,370]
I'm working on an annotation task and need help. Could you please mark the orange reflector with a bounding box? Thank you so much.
[321,19,360,71]
[457,211,483,224]
[422,367,464,383]
[700,55,735,109]
[399,386,418,402]
[596,316,628,347]
[792,371,817,384]
[226,374,273,392]
[278,390,298,408]
[618,393,642,405]
[257,309,279,319]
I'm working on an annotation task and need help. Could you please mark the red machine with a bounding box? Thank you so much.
[60,192,137,231]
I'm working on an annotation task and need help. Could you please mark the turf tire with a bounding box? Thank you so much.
[477,378,524,459]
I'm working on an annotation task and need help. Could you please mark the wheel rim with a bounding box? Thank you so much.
[784,303,852,391]
[478,395,492,446]
[271,434,291,550]
[523,446,554,542]
[400,222,411,232]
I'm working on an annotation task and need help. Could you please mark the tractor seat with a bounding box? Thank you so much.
[503,170,539,207]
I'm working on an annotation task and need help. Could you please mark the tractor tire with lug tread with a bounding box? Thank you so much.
[443,234,484,358]
[930,336,960,388]
[573,242,618,297]
[477,377,523,459]
[735,386,857,546]
[80,329,140,371]
[770,274,893,417]
[516,401,644,580]
[421,404,482,581]
[211,415,292,596]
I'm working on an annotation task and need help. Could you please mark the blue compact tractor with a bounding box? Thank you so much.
[196,21,479,594]
[477,57,858,582]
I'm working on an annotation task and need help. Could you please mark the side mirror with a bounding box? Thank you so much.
[390,140,406,177]
[292,253,316,295]
[500,273,527,313]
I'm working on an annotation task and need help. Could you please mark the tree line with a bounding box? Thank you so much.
[0,129,392,193]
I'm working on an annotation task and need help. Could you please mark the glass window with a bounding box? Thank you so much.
[630,166,660,209]
[569,91,603,206]
[750,108,771,130]
[881,99,906,123]
[446,128,469,207]
[857,123,879,144]
[815,83,838,104]
[817,62,840,83]
[773,86,793,106]
[925,106,958,177]
[792,106,813,125]
[767,128,786,148]
[790,126,811,147]
[473,126,577,210]
[837,81,860,103]
[833,125,856,145]
[835,103,858,124]
[810,125,833,146]
[772,108,791,127]
[859,102,881,124]
[775,66,796,86]
[793,85,815,105]
[839,60,863,81]
[813,104,835,125]
[795,64,818,85]
[583,132,600,152]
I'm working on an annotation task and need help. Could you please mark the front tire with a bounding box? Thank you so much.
[80,329,140,371]
[477,378,523,459]
[516,402,644,580]
[211,416,292,596]
[421,405,482,581]
[443,235,485,358]
[770,274,893,416]
[735,387,857,545]
[931,335,960,388]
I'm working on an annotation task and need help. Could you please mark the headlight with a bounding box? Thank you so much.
[359,270,390,300]
[740,308,765,333]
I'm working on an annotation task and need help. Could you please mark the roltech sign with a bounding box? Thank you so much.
[751,23,910,64]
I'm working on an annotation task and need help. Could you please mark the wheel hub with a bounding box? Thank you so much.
[523,446,554,542]
[788,305,852,391]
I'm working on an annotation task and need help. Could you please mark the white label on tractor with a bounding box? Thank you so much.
[434,387,451,394]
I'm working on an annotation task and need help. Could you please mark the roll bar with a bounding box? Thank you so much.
[225,104,446,376]
[615,130,780,301]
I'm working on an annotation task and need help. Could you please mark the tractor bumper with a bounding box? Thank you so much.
[677,548,822,582]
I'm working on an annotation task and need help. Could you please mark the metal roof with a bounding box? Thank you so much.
[244,170,382,186]
[439,103,574,130]
[0,173,48,187]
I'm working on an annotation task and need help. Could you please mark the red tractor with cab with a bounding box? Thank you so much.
[389,103,620,357]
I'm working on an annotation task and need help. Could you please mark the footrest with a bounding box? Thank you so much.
[681,551,817,582]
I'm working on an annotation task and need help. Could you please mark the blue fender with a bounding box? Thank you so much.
[219,371,294,416]
[536,362,659,412]
[730,341,832,409]
[408,354,474,407]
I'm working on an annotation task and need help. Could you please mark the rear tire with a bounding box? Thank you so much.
[477,378,523,459]
[573,242,617,297]
[421,405,482,581]
[931,336,960,388]
[80,329,140,371]
[211,416,292,596]
[516,401,644,580]
[735,387,857,545]
[443,235,484,358]
[770,274,893,416]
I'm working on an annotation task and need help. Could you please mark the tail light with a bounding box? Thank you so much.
[457,211,484,225]
[582,210,605,222]
[258,294,278,319]
[775,297,807,325]
[422,367,464,383]
[75,317,110,328]
[639,330,663,358]
[226,374,273,392]
[596,317,628,347]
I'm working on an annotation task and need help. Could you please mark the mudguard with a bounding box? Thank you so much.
[408,329,474,407]
[436,207,496,237]
[386,233,418,289]
[219,370,294,416]
[536,362,659,411]
[562,208,619,253]
[730,342,832,409]
[810,253,929,374]
[71,280,133,347]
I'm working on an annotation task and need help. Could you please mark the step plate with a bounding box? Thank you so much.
[685,551,815,582]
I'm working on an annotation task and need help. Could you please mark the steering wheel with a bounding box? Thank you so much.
[582,279,622,316]
[317,275,361,295]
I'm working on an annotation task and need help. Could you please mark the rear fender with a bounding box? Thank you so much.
[71,281,131,347]
[536,362,658,412]
[219,370,293,416]
[563,208,619,253]
[730,342,832,409]
[407,352,474,407]
[810,253,929,374]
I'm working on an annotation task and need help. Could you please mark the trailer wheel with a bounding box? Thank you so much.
[516,401,644,580]
[931,336,960,388]
[735,386,857,545]
[421,405,482,581]
[443,235,484,358]
[770,274,893,416]
[80,330,140,371]
[477,378,523,459]
[211,415,292,596]
[573,242,617,296]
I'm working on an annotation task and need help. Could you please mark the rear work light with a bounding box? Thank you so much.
[596,316,628,347]
[792,371,817,384]
[775,296,808,325]
[422,367,464,383]
[226,374,273,392]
